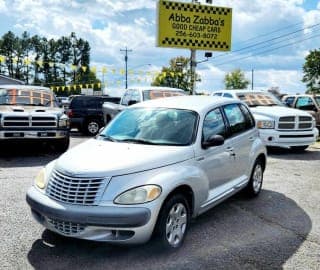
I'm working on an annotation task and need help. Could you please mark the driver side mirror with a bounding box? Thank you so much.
[128,100,137,106]
[202,134,225,149]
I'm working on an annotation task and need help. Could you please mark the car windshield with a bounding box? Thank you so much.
[236,92,283,107]
[142,90,186,101]
[99,107,198,146]
[0,88,58,107]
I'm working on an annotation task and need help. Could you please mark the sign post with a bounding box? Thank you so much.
[157,0,232,94]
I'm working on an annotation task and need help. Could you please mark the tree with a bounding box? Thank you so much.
[302,49,320,94]
[224,69,249,89]
[151,56,200,93]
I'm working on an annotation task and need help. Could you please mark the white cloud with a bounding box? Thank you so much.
[0,0,318,95]
[0,0,6,12]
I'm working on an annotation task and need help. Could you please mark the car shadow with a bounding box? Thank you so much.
[0,141,60,168]
[27,190,311,270]
[267,145,320,161]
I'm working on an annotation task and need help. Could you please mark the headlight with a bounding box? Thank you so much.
[114,185,162,205]
[58,115,70,128]
[35,168,47,189]
[257,120,275,129]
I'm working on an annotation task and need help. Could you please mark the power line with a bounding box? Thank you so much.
[213,27,320,66]
[214,32,320,67]
[235,21,304,47]
[213,22,320,61]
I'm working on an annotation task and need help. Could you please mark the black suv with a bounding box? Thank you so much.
[68,95,120,136]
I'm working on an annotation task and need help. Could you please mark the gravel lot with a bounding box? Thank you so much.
[0,135,319,270]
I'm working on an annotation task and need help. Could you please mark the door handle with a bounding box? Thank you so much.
[249,136,255,141]
[226,147,236,156]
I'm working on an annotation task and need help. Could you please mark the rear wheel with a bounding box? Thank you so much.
[244,159,264,197]
[85,119,101,136]
[154,194,190,249]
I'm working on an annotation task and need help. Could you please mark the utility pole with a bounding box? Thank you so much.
[190,0,197,95]
[120,47,132,89]
[251,69,254,90]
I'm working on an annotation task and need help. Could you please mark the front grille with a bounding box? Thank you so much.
[278,116,313,130]
[47,218,85,235]
[46,170,108,205]
[3,115,57,128]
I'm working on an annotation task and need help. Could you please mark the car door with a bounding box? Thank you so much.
[222,103,257,181]
[195,107,234,192]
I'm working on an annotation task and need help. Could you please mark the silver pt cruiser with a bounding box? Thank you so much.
[26,96,267,249]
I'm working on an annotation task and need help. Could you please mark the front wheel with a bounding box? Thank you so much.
[244,159,264,197]
[154,194,190,249]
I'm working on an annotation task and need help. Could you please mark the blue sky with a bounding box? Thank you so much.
[0,0,319,96]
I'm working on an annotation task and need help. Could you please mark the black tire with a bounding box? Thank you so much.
[154,194,190,249]
[291,145,308,152]
[85,119,101,136]
[54,137,70,153]
[244,159,264,197]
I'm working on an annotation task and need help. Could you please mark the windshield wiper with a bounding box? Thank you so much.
[98,134,117,142]
[118,138,157,145]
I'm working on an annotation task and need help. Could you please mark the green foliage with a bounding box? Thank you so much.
[224,69,250,89]
[302,49,320,94]
[0,31,100,92]
[151,56,200,93]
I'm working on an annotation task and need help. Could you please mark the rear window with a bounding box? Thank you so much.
[236,92,282,107]
[70,97,98,109]
[142,90,185,101]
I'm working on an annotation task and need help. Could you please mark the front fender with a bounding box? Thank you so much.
[100,159,209,217]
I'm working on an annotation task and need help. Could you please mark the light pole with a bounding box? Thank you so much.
[120,47,132,89]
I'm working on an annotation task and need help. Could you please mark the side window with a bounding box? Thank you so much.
[203,108,226,141]
[223,93,233,98]
[223,103,248,136]
[130,90,141,103]
[213,93,223,96]
[296,97,314,108]
[284,96,295,107]
[239,104,255,129]
[121,90,132,105]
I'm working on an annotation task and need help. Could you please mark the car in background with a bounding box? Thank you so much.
[0,85,70,152]
[212,90,319,151]
[67,95,121,136]
[282,94,320,130]
[27,96,266,249]
[102,87,186,125]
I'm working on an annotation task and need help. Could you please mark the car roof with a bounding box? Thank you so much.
[127,86,185,92]
[0,84,51,91]
[213,89,269,94]
[132,95,242,114]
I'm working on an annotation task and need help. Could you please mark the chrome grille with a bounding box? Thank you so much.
[3,115,57,128]
[278,116,313,130]
[47,218,85,235]
[46,170,108,205]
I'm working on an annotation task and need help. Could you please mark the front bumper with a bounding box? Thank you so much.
[26,186,155,243]
[259,128,319,148]
[0,129,68,139]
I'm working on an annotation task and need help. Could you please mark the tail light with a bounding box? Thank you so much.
[67,109,73,117]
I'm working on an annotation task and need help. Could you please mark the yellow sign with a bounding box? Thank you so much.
[157,0,232,51]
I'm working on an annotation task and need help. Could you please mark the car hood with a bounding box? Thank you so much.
[251,106,312,119]
[0,105,63,115]
[55,139,195,177]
